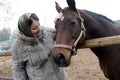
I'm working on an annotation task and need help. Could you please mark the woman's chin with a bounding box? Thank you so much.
[33,33,40,37]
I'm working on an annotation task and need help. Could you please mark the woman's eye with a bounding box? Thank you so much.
[57,18,60,21]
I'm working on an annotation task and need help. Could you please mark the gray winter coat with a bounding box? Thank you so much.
[12,27,68,80]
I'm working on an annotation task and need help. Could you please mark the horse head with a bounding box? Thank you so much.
[52,0,86,67]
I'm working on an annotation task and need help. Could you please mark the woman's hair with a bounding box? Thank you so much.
[28,13,39,26]
[18,13,39,37]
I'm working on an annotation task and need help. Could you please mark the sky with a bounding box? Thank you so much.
[1,0,120,31]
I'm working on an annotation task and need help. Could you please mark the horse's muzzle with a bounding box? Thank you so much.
[52,49,71,67]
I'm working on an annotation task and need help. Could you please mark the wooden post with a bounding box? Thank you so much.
[0,51,12,56]
[81,35,120,48]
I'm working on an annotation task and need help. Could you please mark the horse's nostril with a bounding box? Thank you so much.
[56,53,63,59]
[56,53,65,64]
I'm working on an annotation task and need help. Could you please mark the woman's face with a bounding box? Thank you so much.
[30,20,41,37]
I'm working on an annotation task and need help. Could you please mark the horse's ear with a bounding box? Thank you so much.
[67,0,76,11]
[55,1,62,13]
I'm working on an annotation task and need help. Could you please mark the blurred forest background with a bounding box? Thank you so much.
[0,0,16,42]
[0,0,120,53]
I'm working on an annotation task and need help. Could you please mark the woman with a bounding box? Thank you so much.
[11,13,68,80]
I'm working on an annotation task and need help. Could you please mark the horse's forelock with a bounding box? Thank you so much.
[62,7,69,13]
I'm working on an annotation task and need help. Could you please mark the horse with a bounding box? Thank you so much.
[52,0,120,80]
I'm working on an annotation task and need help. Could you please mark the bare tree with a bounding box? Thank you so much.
[0,0,15,41]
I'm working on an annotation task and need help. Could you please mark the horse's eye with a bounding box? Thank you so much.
[70,20,76,25]
[71,34,76,39]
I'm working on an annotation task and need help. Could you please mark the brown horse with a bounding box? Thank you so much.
[52,0,120,80]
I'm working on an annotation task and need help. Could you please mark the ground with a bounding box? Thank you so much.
[0,48,108,80]
[65,48,108,80]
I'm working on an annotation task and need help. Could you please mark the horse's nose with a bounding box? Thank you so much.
[55,52,66,66]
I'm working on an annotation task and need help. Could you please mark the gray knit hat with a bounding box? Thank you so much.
[18,13,39,37]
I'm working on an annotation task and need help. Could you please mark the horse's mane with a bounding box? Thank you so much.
[63,8,116,25]
[81,10,120,37]
[83,10,115,24]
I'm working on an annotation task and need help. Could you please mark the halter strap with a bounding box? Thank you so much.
[55,43,72,50]
[54,10,86,55]
[73,10,86,47]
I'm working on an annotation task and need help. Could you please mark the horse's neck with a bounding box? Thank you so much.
[83,13,102,39]
[80,10,120,40]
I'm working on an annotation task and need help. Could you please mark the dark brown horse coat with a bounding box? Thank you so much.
[52,0,120,80]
